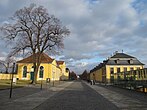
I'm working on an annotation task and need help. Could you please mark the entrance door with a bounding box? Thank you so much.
[30,72,34,81]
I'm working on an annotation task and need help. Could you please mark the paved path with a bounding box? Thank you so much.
[1,80,147,110]
[33,81,118,110]
[0,81,73,110]
[85,82,147,110]
[98,84,147,103]
[0,87,41,104]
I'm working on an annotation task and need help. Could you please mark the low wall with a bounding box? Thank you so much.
[0,73,17,80]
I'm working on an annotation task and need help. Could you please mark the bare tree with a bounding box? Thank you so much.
[79,70,88,80]
[0,4,70,83]
[0,57,15,73]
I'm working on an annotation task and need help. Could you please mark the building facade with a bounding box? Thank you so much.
[16,53,68,81]
[90,52,144,83]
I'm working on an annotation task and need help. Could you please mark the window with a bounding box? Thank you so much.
[137,67,140,70]
[124,67,127,72]
[39,66,44,78]
[129,59,133,64]
[23,66,27,78]
[138,71,141,78]
[110,68,114,74]
[115,59,119,64]
[117,67,120,73]
[141,70,143,78]
[130,67,134,71]
[144,70,146,78]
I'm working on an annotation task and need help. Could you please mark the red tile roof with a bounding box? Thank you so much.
[17,53,54,63]
[57,61,65,65]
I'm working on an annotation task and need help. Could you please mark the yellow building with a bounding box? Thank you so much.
[16,53,68,81]
[57,61,69,80]
[90,52,144,83]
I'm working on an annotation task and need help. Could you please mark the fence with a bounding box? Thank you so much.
[110,68,147,92]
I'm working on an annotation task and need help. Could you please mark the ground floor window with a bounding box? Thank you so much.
[117,67,120,73]
[23,66,27,78]
[124,67,127,72]
[130,67,134,71]
[39,66,44,78]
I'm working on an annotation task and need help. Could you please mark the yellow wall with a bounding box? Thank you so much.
[0,73,17,80]
[90,72,94,80]
[90,67,104,82]
[59,63,69,80]
[59,63,66,75]
[94,69,102,82]
[17,63,32,80]
[52,60,58,81]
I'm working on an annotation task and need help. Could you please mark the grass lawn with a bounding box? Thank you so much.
[0,79,66,90]
[0,79,31,90]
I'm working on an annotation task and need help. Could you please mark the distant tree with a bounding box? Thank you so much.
[0,4,70,83]
[0,57,15,73]
[69,71,77,80]
[80,70,88,80]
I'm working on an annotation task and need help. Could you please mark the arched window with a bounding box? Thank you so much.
[31,66,34,72]
[23,66,27,78]
[39,66,44,78]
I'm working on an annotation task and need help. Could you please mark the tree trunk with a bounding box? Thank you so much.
[32,52,42,84]
[33,63,40,84]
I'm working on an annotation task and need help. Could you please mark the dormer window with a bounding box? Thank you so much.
[129,59,133,64]
[115,59,119,64]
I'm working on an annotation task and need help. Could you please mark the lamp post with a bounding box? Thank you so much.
[9,63,15,99]
[110,73,114,84]
[40,67,44,90]
[53,71,55,87]
[40,78,43,90]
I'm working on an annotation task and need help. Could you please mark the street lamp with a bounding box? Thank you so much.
[40,78,43,90]
[53,71,55,87]
[9,63,15,98]
[110,73,114,84]
[40,66,44,90]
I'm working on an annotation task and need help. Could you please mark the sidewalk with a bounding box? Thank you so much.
[84,81,147,110]
[0,81,73,110]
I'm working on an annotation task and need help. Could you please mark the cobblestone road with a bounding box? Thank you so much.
[33,81,118,110]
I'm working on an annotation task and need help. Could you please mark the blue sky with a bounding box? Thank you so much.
[0,0,147,74]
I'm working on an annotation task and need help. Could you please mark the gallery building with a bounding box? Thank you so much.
[90,52,144,83]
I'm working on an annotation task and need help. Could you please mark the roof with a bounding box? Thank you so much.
[111,53,135,58]
[106,60,144,65]
[106,52,144,65]
[90,52,144,72]
[57,61,65,65]
[17,53,54,63]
